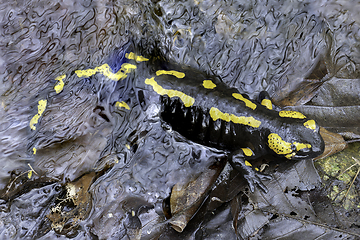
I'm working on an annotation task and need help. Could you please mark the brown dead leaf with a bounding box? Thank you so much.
[47,172,96,234]
[273,79,323,107]
[230,195,242,236]
[169,162,225,232]
[306,59,328,80]
[314,127,347,160]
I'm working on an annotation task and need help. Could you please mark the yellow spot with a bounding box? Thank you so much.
[294,142,312,152]
[54,74,66,93]
[245,161,252,167]
[126,144,130,150]
[279,111,306,119]
[202,80,216,89]
[145,77,195,107]
[232,93,257,110]
[156,70,185,79]
[30,99,47,130]
[242,148,253,157]
[125,52,149,62]
[261,99,273,110]
[209,107,261,128]
[115,101,130,110]
[304,120,316,131]
[267,133,311,159]
[33,147,37,155]
[255,167,259,171]
[268,133,292,157]
[28,171,32,179]
[132,210,135,217]
[75,63,136,81]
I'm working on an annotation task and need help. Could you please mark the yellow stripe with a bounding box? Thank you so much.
[33,147,37,155]
[75,63,136,81]
[125,52,149,62]
[279,111,306,119]
[156,70,185,78]
[209,107,261,128]
[145,77,195,107]
[202,80,216,89]
[29,99,47,130]
[54,74,66,93]
[115,101,130,110]
[261,99,273,110]
[232,93,257,110]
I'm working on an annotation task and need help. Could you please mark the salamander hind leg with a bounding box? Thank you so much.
[230,148,271,193]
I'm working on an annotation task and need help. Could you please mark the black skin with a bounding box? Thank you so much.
[126,57,325,193]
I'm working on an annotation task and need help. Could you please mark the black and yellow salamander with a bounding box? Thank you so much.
[29,44,325,192]
[117,49,325,192]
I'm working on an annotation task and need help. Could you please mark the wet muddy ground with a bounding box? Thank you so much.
[0,0,359,239]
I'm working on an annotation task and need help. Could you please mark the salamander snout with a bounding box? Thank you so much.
[288,120,325,160]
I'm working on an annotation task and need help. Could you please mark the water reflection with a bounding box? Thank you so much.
[0,0,359,239]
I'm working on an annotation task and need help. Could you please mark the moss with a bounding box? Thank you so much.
[315,142,360,210]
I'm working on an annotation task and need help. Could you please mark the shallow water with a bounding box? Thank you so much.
[0,0,359,239]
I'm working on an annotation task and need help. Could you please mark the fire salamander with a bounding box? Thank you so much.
[29,46,325,192]
[128,52,324,192]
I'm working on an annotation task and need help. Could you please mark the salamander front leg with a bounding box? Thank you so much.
[230,148,271,193]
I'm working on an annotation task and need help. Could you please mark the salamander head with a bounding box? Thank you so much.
[267,118,324,160]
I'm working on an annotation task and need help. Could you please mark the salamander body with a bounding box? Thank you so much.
[31,45,324,192]
[121,52,325,191]
[134,59,323,156]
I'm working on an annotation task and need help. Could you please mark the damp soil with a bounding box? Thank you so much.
[0,0,360,239]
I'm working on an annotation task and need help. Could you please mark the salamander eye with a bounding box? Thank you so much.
[291,144,296,151]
